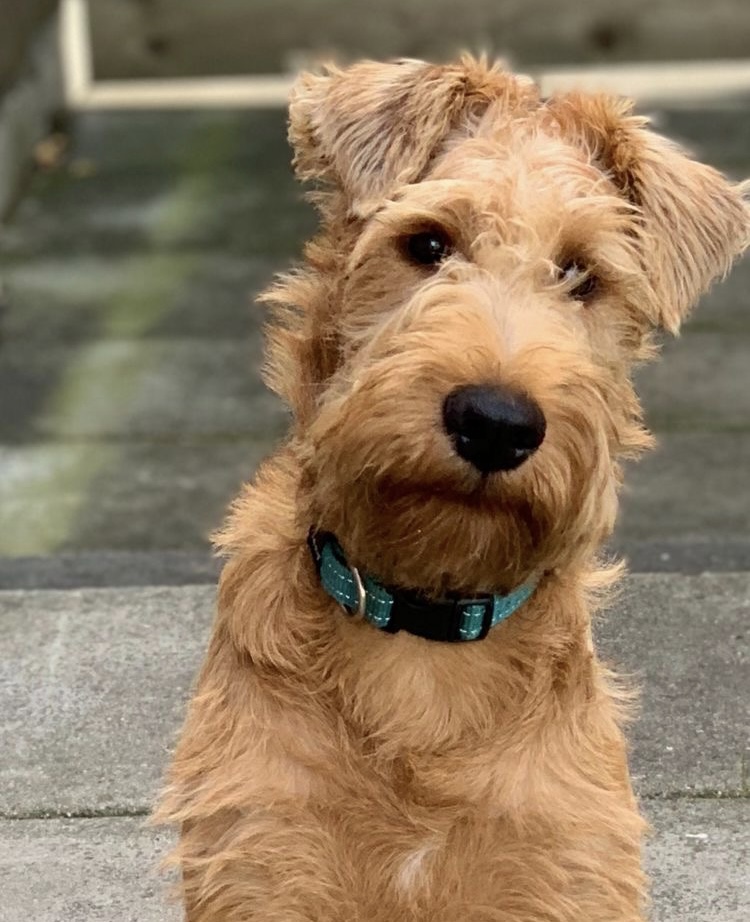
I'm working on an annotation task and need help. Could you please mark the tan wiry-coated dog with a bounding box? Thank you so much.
[157,57,749,921]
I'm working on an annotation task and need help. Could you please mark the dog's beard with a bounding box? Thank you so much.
[301,400,616,598]
[297,305,629,596]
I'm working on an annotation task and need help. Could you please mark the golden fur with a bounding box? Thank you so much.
[156,58,749,920]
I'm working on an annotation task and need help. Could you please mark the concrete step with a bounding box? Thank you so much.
[0,818,177,922]
[0,550,222,591]
[1,572,748,920]
[2,576,747,813]
[0,575,748,919]
[1,800,747,922]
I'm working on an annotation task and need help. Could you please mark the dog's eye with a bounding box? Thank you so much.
[404,230,453,267]
[558,261,599,301]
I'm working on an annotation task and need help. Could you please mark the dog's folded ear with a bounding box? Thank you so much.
[549,93,750,333]
[289,57,537,216]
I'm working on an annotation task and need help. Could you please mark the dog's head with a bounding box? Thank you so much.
[265,57,748,596]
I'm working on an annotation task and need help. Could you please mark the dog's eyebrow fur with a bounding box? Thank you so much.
[546,92,749,330]
[288,56,541,214]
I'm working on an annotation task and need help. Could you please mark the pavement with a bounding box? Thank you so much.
[0,104,748,920]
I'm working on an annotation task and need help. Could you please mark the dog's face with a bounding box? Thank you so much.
[266,58,748,596]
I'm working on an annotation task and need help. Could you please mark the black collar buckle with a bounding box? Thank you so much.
[385,590,495,643]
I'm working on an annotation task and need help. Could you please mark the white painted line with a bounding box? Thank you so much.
[540,60,750,103]
[69,61,750,110]
[77,76,296,110]
[59,0,94,107]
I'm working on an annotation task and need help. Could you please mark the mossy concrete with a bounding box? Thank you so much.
[0,439,277,556]
[0,106,748,559]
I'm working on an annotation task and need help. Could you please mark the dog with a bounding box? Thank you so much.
[156,57,749,920]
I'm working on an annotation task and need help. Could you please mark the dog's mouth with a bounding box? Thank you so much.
[375,475,521,511]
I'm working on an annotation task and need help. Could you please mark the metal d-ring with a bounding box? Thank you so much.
[349,565,367,618]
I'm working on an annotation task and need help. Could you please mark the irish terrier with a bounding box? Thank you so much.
[157,57,749,920]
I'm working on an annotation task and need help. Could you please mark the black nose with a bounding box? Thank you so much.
[442,385,546,473]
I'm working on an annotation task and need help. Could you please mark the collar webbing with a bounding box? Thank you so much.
[308,530,536,643]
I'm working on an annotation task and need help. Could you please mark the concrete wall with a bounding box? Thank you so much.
[89,0,750,80]
[0,0,59,95]
[0,1,61,218]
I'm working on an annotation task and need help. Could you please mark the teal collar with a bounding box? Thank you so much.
[308,530,536,643]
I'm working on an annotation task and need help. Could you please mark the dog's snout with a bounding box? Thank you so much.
[442,385,546,474]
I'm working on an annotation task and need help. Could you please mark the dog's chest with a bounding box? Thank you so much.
[323,796,537,912]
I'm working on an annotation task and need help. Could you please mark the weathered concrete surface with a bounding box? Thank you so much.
[0,252,275,342]
[653,106,750,178]
[0,339,285,441]
[0,801,747,922]
[689,257,750,333]
[0,439,274,556]
[0,551,221,591]
[7,330,750,442]
[2,432,748,557]
[1,576,747,817]
[0,111,311,261]
[644,799,750,922]
[595,574,750,797]
[0,586,214,817]
[0,817,178,922]
[0,110,297,556]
